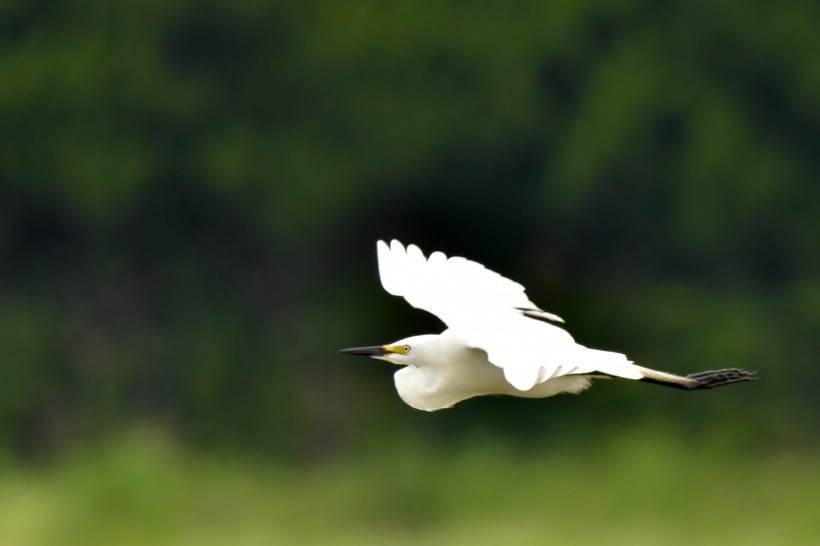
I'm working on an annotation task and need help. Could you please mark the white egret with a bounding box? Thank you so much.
[341,240,756,411]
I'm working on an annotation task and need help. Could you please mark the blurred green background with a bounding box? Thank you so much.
[1,0,819,544]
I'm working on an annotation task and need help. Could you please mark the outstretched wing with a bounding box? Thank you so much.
[376,240,640,390]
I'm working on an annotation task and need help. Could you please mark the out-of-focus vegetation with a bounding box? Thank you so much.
[2,0,817,457]
[1,429,819,546]
[1,0,818,542]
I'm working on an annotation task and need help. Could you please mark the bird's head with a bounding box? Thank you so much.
[339,335,438,367]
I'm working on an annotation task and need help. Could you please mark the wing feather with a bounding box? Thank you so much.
[376,240,640,391]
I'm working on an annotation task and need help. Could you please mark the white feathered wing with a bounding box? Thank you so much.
[376,240,642,391]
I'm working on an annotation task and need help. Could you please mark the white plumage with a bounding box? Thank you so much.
[341,240,756,411]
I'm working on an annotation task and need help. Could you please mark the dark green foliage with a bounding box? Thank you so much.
[0,0,817,457]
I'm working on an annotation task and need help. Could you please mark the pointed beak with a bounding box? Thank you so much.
[338,345,389,357]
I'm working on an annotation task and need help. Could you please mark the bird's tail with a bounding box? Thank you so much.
[636,366,757,390]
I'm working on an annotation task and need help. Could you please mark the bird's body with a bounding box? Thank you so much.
[391,331,593,411]
[394,349,593,411]
[341,240,755,411]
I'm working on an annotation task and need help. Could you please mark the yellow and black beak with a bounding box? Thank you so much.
[339,345,390,357]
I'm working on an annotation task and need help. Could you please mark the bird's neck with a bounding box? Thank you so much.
[393,362,495,412]
[392,366,456,411]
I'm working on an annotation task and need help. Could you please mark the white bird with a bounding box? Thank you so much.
[341,240,756,411]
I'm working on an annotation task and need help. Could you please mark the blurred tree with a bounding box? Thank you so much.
[0,0,817,457]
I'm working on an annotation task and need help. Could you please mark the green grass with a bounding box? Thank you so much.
[1,429,818,545]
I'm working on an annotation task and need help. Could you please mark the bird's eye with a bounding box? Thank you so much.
[402,345,411,353]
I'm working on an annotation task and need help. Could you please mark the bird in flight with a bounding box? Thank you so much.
[341,240,756,411]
